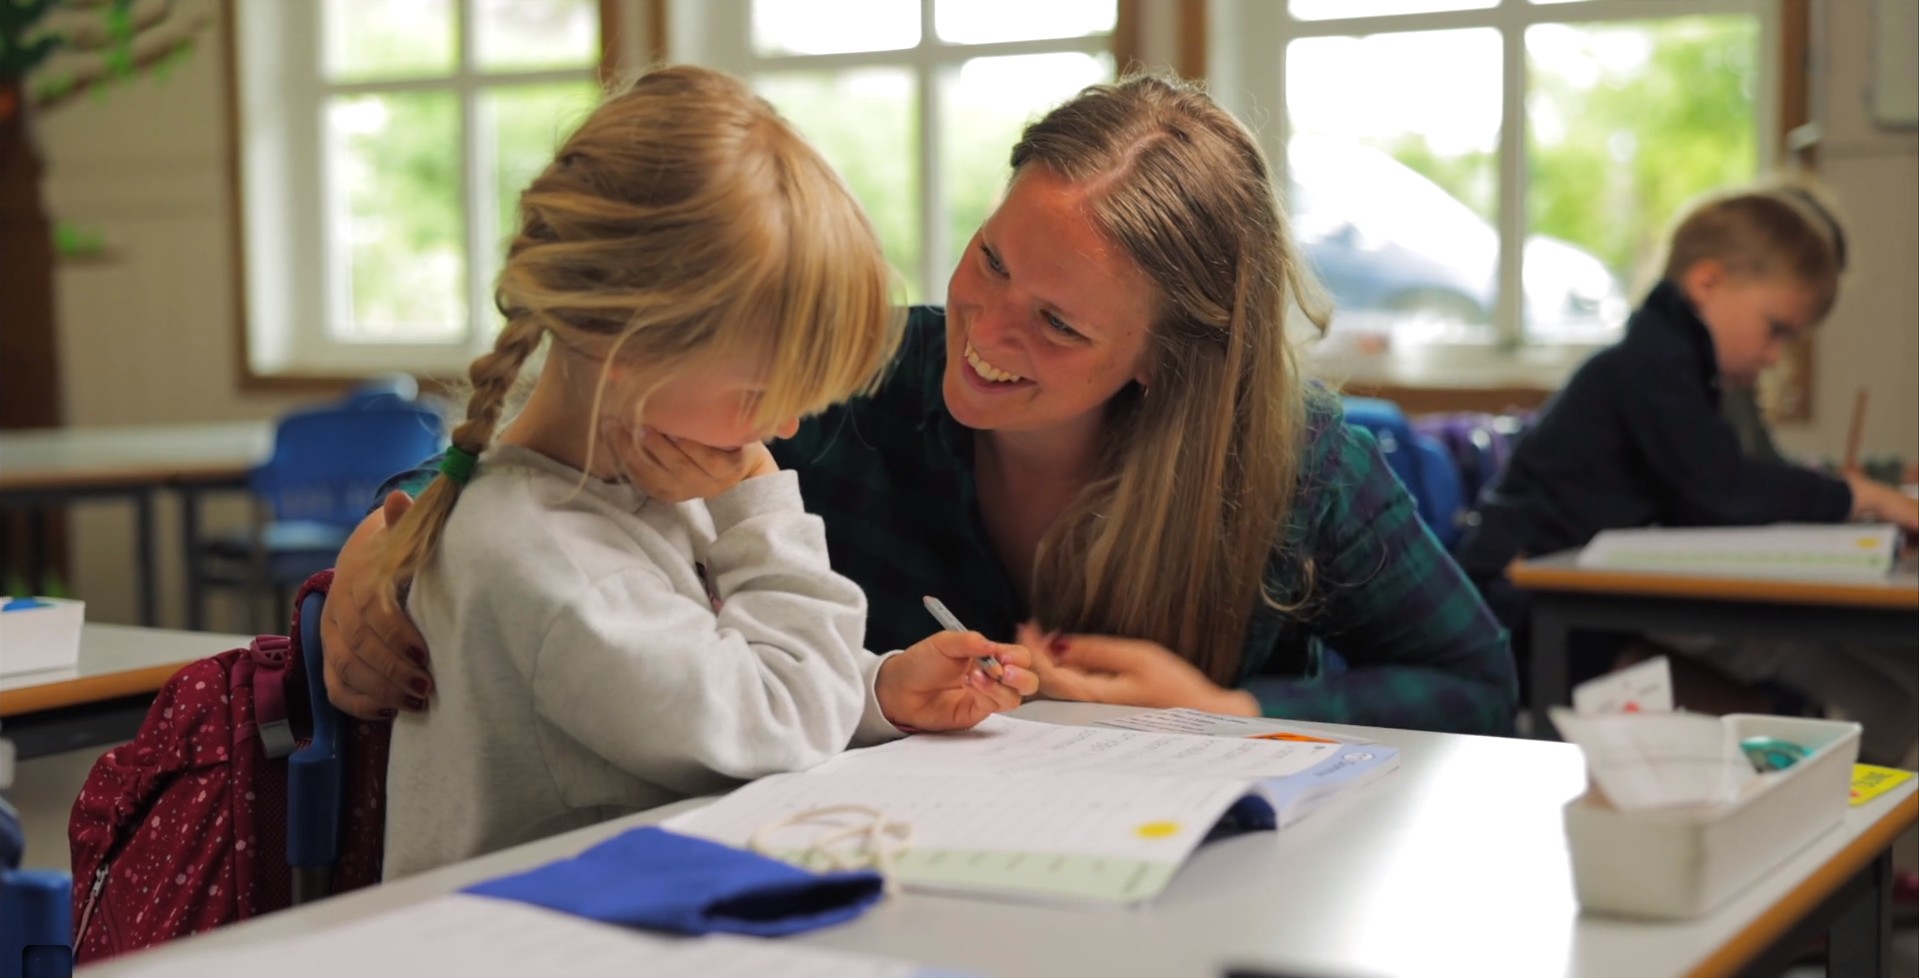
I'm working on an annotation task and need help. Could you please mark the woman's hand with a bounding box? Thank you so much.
[875,631,1037,732]
[602,422,778,503]
[321,490,434,719]
[1843,472,1919,532]
[1018,623,1259,717]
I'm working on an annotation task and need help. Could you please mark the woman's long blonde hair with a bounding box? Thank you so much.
[375,65,900,601]
[1020,74,1330,686]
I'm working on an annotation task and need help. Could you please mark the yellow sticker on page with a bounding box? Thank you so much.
[1849,764,1915,806]
[1135,821,1182,839]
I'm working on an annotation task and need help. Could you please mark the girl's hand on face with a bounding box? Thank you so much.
[602,422,779,503]
[1018,622,1259,717]
[875,631,1037,733]
[322,491,435,720]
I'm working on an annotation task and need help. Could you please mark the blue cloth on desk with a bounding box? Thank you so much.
[461,826,884,937]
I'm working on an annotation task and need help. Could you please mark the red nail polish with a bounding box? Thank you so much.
[406,646,429,666]
[404,696,427,712]
[1049,638,1069,654]
[408,677,430,695]
[378,708,397,720]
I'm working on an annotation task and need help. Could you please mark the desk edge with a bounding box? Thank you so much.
[1681,788,1919,978]
[0,661,194,717]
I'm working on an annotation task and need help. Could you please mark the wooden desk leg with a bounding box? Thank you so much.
[134,488,158,626]
[1529,602,1571,739]
[1827,851,1890,978]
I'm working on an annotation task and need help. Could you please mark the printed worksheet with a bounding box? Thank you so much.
[811,713,1340,780]
[667,715,1399,905]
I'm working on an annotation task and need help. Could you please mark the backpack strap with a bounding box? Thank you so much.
[254,570,337,761]
[251,635,297,759]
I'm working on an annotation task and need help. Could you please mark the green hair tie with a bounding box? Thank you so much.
[439,444,480,486]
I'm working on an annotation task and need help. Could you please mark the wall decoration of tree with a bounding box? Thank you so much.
[0,0,209,429]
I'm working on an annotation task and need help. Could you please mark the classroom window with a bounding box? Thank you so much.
[672,0,1117,302]
[235,0,604,376]
[1211,0,1772,386]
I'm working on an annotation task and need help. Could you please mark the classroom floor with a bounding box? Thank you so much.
[9,747,1918,976]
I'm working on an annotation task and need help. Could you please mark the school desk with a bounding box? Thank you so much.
[74,702,1918,978]
[0,623,249,760]
[1510,550,1919,738]
[0,420,271,627]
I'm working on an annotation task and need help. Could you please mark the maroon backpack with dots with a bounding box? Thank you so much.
[66,573,388,963]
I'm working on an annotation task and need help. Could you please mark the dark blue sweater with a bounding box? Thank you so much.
[1457,281,1853,578]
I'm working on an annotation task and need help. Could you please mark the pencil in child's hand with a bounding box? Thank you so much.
[1845,386,1869,473]
[921,595,1005,681]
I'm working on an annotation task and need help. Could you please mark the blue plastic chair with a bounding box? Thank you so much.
[289,587,343,905]
[1340,397,1465,548]
[198,399,445,630]
[0,792,72,978]
[345,373,420,407]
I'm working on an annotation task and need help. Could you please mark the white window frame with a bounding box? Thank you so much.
[668,0,1116,302]
[234,0,601,377]
[1207,0,1779,387]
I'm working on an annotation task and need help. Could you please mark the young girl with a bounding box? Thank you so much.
[373,66,1033,879]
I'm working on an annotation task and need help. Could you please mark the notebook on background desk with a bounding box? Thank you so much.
[666,713,1399,907]
[1576,523,1904,581]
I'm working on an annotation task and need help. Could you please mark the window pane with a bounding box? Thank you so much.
[756,70,923,300]
[474,0,599,72]
[1290,0,1495,20]
[1526,17,1758,344]
[327,92,466,340]
[324,0,455,82]
[483,82,602,256]
[944,52,1112,293]
[935,0,1116,44]
[1286,30,1500,350]
[753,0,919,56]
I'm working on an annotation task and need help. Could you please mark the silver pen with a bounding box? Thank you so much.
[922,595,1005,680]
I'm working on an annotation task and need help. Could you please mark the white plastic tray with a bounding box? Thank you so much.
[1564,713,1861,919]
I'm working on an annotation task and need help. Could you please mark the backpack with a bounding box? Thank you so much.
[66,572,389,964]
[1412,412,1531,510]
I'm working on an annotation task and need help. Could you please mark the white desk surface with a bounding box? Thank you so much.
[0,420,271,492]
[79,702,1919,978]
[0,623,254,716]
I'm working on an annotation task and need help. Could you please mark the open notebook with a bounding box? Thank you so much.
[666,713,1398,907]
[1576,523,1904,581]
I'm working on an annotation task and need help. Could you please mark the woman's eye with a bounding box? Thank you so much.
[1043,312,1081,339]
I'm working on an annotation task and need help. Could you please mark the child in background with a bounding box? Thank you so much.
[372,66,1034,878]
[1459,184,1919,762]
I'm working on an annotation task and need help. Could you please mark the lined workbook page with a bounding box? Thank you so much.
[116,894,939,978]
[811,713,1340,779]
[668,770,1251,862]
[665,715,1346,905]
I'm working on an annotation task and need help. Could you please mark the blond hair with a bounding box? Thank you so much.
[376,65,900,599]
[1663,183,1849,319]
[1017,73,1332,685]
